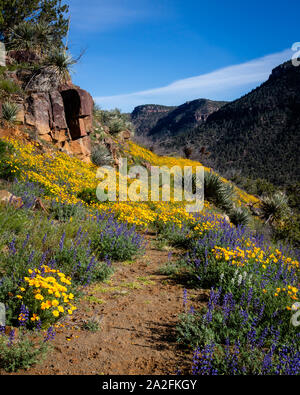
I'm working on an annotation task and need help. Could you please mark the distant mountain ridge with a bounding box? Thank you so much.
[131,99,227,138]
[182,60,300,186]
[132,60,300,187]
[131,104,176,136]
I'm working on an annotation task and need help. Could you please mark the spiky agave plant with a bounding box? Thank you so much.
[91,144,113,167]
[204,171,235,212]
[34,21,54,54]
[45,48,77,82]
[1,101,18,122]
[229,206,251,227]
[260,192,291,225]
[8,21,37,51]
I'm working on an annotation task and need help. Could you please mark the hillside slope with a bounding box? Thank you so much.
[173,61,300,186]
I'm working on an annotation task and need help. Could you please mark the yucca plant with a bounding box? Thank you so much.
[8,22,37,51]
[260,192,291,225]
[45,48,76,82]
[91,144,113,167]
[8,21,54,54]
[1,101,18,122]
[229,206,251,227]
[108,117,125,135]
[34,21,54,54]
[204,171,235,212]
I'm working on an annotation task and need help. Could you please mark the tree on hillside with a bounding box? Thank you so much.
[0,0,69,45]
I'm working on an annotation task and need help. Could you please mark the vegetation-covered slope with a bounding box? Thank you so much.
[175,61,300,187]
[131,99,226,139]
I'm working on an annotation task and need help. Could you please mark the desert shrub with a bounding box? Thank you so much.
[93,106,134,136]
[260,192,291,225]
[91,144,113,167]
[0,79,22,96]
[77,187,99,205]
[229,206,251,227]
[272,214,300,248]
[83,318,101,332]
[49,200,86,221]
[0,330,49,372]
[158,223,193,249]
[54,243,113,286]
[1,101,18,122]
[203,171,235,212]
[91,218,145,261]
[44,49,76,82]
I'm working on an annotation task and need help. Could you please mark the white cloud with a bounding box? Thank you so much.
[94,48,293,112]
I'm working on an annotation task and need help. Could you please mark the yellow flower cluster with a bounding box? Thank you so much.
[212,242,299,271]
[272,286,299,301]
[20,265,77,319]
[2,137,257,230]
[126,141,259,206]
[193,215,231,236]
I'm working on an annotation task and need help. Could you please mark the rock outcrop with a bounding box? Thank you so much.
[0,190,23,208]
[1,52,94,162]
[9,84,94,162]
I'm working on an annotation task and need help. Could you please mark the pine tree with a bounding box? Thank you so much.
[0,0,69,45]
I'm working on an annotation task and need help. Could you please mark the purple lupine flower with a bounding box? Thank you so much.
[189,305,195,315]
[8,238,16,255]
[22,233,30,249]
[59,232,66,251]
[7,329,15,347]
[18,304,29,327]
[44,326,56,343]
[192,343,218,375]
[183,288,188,309]
[42,233,47,244]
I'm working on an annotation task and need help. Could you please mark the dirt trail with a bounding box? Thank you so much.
[17,235,198,375]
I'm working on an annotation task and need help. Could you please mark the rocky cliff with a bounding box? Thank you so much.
[0,51,94,162]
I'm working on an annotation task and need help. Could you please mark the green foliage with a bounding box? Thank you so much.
[93,106,135,136]
[0,139,21,180]
[49,200,86,221]
[272,214,300,248]
[7,21,53,53]
[0,79,22,96]
[44,48,76,81]
[157,223,193,249]
[0,0,69,45]
[1,101,18,122]
[91,222,144,262]
[83,318,101,332]
[0,331,49,372]
[204,171,235,213]
[229,206,250,227]
[77,187,99,205]
[91,144,113,167]
[260,192,291,225]
[54,246,113,286]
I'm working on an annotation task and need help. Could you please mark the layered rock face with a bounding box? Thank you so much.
[19,85,94,162]
[2,55,94,162]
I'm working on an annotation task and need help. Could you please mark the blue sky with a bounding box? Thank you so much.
[64,0,300,112]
